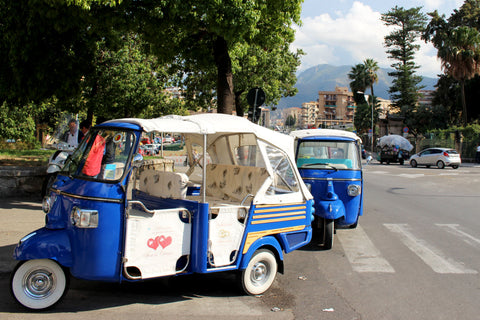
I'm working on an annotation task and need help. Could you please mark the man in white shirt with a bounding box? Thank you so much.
[62,119,79,148]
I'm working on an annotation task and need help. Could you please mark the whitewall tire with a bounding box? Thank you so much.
[11,259,68,310]
[240,249,277,295]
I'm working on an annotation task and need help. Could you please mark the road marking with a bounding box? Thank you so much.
[337,226,395,273]
[384,224,477,274]
[397,173,425,179]
[436,224,480,247]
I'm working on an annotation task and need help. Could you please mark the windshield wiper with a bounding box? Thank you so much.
[301,162,338,171]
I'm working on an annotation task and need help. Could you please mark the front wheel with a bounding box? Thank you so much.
[11,259,68,310]
[323,219,334,250]
[240,249,277,295]
[410,159,417,168]
[452,165,459,169]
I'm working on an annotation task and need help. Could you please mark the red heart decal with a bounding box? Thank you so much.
[158,235,172,249]
[147,238,159,250]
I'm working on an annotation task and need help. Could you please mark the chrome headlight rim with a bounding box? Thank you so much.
[347,184,361,197]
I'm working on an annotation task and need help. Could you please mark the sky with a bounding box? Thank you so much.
[293,0,465,78]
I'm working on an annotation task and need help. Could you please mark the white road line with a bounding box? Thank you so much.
[384,224,477,274]
[397,173,425,179]
[436,224,480,247]
[337,226,395,273]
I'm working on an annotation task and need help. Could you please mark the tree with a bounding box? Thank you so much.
[438,26,480,125]
[381,6,427,119]
[348,63,368,95]
[0,0,120,106]
[285,114,297,127]
[231,43,302,116]
[82,34,181,121]
[424,9,480,125]
[128,0,303,114]
[364,58,379,99]
[348,60,380,135]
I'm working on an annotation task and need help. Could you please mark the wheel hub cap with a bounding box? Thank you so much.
[251,262,268,285]
[24,269,56,299]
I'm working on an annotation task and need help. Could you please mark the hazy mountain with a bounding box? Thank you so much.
[275,64,438,109]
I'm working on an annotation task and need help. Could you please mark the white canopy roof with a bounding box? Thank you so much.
[106,113,295,158]
[290,129,361,142]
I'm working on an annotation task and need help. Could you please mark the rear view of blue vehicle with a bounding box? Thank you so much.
[291,129,364,249]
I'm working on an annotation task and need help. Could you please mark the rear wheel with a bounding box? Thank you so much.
[452,165,459,169]
[11,259,68,310]
[437,160,445,169]
[240,249,277,295]
[410,159,417,168]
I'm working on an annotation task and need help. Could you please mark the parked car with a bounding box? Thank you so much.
[141,144,158,155]
[409,148,461,169]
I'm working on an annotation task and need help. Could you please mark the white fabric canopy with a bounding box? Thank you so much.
[106,113,295,160]
[291,129,361,142]
[378,135,413,151]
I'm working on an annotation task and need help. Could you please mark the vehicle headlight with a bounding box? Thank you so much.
[42,196,52,213]
[347,184,361,197]
[71,207,99,228]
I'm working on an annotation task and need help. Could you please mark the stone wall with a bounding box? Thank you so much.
[0,166,46,198]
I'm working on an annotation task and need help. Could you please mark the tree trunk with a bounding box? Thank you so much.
[235,90,245,117]
[460,80,467,125]
[213,36,234,115]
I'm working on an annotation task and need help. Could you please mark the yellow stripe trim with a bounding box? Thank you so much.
[253,211,306,219]
[254,206,306,214]
[243,225,306,254]
[254,202,307,209]
[251,215,306,225]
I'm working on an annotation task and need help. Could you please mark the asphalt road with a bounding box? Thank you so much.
[1,162,479,319]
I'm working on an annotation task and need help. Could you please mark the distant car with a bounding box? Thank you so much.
[409,148,461,169]
[141,144,157,156]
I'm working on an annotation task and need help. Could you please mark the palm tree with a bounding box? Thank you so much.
[348,63,368,95]
[437,26,480,125]
[363,58,379,99]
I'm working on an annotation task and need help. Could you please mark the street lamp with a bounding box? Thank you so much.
[357,91,374,153]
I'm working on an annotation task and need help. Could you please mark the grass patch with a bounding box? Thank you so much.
[0,149,55,166]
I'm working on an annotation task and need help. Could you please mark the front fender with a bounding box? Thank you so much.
[315,199,346,220]
[13,228,72,268]
[239,236,284,272]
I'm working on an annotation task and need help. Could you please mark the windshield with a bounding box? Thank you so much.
[296,140,361,170]
[61,128,136,181]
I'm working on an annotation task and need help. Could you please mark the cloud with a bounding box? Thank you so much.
[293,1,441,77]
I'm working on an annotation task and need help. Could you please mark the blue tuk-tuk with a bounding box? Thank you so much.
[291,129,363,249]
[11,114,314,310]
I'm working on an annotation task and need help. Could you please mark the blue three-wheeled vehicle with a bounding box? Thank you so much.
[11,114,314,310]
[291,129,364,249]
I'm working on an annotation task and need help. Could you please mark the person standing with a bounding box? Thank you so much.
[79,120,91,141]
[62,119,79,148]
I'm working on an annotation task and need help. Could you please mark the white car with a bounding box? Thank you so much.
[409,147,461,169]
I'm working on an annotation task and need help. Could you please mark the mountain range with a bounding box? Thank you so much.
[274,64,438,110]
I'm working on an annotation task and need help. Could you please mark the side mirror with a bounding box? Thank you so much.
[132,153,144,168]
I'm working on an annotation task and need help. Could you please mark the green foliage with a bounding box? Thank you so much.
[348,60,380,134]
[82,34,181,120]
[0,102,38,144]
[285,114,297,127]
[423,1,480,125]
[130,0,303,114]
[382,6,427,112]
